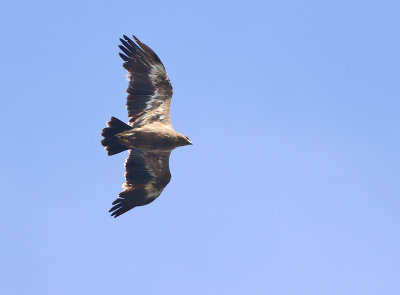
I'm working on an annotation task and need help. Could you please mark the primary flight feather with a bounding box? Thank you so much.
[101,34,192,218]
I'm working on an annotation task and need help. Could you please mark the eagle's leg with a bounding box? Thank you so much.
[115,130,137,147]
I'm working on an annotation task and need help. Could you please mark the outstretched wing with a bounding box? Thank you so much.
[119,35,173,128]
[109,148,172,217]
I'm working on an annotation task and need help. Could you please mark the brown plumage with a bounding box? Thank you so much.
[101,35,192,218]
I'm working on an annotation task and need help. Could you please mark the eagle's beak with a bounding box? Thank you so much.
[188,140,193,145]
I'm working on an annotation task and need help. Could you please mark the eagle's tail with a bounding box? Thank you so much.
[101,117,131,156]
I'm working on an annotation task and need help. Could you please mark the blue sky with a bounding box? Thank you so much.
[1,0,399,294]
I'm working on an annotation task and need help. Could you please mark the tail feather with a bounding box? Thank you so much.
[101,117,131,156]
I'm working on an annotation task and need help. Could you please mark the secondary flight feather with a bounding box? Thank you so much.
[101,34,192,218]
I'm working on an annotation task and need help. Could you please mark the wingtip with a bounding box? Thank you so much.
[110,210,121,218]
[119,52,129,61]
[109,209,118,218]
[121,34,138,45]
[132,34,140,43]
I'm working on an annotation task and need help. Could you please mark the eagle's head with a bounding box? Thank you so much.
[177,133,193,146]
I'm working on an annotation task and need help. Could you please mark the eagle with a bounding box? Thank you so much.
[101,34,192,218]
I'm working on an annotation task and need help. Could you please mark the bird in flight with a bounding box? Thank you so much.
[101,34,192,218]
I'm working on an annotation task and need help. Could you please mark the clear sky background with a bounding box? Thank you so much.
[1,0,399,294]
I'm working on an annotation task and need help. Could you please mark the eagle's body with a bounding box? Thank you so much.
[117,122,189,151]
[101,35,191,217]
